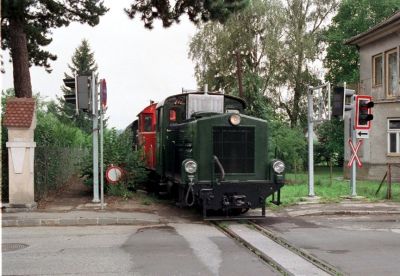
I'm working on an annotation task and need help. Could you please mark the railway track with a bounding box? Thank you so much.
[212,220,343,276]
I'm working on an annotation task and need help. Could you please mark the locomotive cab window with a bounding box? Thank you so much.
[169,109,177,123]
[139,114,153,132]
[143,114,153,132]
[224,97,245,113]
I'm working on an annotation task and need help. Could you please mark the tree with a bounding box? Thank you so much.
[277,0,338,128]
[63,39,98,87]
[46,39,98,133]
[125,0,249,29]
[189,0,285,96]
[315,118,344,166]
[1,0,108,98]
[189,0,338,127]
[324,0,400,85]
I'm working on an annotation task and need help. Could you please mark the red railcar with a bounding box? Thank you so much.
[137,102,157,170]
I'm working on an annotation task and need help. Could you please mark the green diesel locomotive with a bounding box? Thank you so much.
[135,91,285,218]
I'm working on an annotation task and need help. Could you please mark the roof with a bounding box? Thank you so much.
[3,97,36,128]
[346,10,400,46]
[156,91,247,109]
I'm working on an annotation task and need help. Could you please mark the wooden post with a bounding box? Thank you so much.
[387,163,392,200]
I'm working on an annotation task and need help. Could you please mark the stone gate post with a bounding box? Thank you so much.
[3,98,37,210]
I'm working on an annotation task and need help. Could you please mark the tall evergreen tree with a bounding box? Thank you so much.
[52,39,98,133]
[62,39,98,95]
[1,0,108,98]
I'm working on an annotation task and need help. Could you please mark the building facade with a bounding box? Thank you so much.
[345,11,400,180]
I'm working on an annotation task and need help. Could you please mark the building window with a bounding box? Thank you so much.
[386,48,398,97]
[372,54,383,86]
[388,119,400,154]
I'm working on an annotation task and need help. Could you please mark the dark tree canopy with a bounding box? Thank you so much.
[125,0,249,29]
[1,0,108,98]
[324,0,400,85]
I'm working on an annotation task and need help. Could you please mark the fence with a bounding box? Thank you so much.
[375,163,400,199]
[1,146,88,202]
[34,146,88,201]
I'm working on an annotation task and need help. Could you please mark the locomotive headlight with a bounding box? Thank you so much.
[272,160,285,174]
[229,114,241,126]
[184,160,198,174]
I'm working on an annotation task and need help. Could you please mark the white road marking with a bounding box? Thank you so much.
[173,223,223,276]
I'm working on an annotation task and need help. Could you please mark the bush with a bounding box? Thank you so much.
[81,127,148,193]
[270,120,307,171]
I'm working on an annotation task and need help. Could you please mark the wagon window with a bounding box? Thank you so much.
[143,114,153,132]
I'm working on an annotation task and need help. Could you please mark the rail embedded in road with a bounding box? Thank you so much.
[213,221,343,276]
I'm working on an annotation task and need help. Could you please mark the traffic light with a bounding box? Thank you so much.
[332,86,355,119]
[355,95,374,129]
[62,75,91,112]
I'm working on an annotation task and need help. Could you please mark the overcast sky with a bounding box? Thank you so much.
[1,0,198,129]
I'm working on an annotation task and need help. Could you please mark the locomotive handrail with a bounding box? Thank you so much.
[213,155,225,182]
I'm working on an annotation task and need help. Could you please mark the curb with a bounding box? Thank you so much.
[2,217,164,227]
[291,210,400,217]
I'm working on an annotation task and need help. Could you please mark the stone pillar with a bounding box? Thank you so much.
[3,98,37,210]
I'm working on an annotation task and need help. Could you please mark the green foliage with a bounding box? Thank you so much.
[324,0,400,84]
[270,120,307,171]
[125,0,249,29]
[65,39,98,79]
[52,39,100,134]
[189,0,338,127]
[315,118,344,166]
[81,128,148,193]
[1,0,108,72]
[189,0,285,95]
[274,167,400,207]
[35,108,89,147]
[1,89,14,201]
[106,184,134,200]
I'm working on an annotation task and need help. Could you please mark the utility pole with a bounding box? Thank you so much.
[234,50,244,98]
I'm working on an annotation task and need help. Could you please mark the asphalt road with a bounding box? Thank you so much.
[2,224,279,276]
[259,213,400,276]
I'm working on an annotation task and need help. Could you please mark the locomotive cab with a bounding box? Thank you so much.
[137,103,157,170]
[153,92,285,218]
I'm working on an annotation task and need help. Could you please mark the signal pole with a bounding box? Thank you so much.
[92,72,100,203]
[307,86,315,197]
[347,82,357,197]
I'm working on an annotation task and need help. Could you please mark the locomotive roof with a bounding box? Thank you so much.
[137,102,157,116]
[156,92,247,109]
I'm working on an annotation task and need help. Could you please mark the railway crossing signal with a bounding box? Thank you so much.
[63,75,91,112]
[348,139,363,168]
[355,95,374,130]
[332,86,355,119]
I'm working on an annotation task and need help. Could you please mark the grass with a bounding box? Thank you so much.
[267,167,400,207]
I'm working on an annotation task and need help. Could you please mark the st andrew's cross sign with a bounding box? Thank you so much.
[347,139,363,168]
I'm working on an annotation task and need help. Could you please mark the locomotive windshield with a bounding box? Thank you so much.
[186,94,224,118]
[163,93,245,125]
